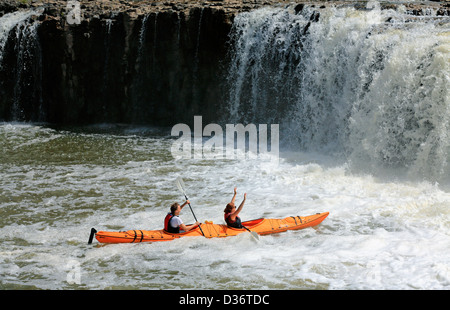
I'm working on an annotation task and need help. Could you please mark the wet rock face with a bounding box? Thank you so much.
[48,6,232,125]
[0,1,234,125]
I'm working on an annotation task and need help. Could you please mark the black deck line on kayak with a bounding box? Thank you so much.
[210,223,221,237]
[139,230,144,242]
[291,216,298,225]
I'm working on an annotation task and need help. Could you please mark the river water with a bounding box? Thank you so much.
[1,122,449,289]
[1,3,449,290]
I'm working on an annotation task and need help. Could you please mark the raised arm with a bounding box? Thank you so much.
[231,193,246,220]
[180,200,190,210]
[230,187,237,204]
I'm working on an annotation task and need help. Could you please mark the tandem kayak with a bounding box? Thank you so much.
[89,212,329,244]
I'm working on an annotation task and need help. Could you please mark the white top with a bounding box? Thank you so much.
[170,216,183,229]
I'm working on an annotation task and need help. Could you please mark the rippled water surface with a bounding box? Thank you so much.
[1,123,449,289]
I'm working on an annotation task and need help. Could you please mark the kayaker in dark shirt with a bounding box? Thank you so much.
[224,187,246,229]
[164,201,199,233]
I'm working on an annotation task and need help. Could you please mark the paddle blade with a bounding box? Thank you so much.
[88,228,97,244]
[242,225,260,242]
[250,231,260,241]
[175,177,186,196]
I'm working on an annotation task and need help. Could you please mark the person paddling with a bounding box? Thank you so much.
[224,187,246,228]
[164,201,200,233]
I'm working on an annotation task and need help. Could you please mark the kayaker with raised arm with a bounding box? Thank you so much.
[224,187,246,229]
[164,201,200,233]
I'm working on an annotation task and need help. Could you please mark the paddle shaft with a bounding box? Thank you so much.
[242,225,252,233]
[183,194,205,237]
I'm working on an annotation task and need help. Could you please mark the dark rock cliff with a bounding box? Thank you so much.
[1,0,238,125]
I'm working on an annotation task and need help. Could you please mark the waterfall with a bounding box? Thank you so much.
[137,14,150,66]
[12,21,40,120]
[0,9,43,121]
[0,10,36,68]
[101,16,115,117]
[226,3,449,180]
[130,14,150,122]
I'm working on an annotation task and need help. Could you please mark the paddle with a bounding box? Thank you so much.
[88,228,97,244]
[242,224,260,242]
[175,177,205,237]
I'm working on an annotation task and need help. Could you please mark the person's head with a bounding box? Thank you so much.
[224,202,235,213]
[170,203,181,215]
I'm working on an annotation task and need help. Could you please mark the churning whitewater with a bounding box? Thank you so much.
[227,3,449,182]
[1,2,449,290]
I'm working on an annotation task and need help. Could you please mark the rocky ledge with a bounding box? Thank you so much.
[2,0,449,22]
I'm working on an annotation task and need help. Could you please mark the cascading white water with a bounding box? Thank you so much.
[12,21,41,119]
[226,2,449,181]
[0,10,36,68]
[0,9,43,121]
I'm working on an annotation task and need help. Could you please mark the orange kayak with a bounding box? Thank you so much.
[90,212,329,244]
